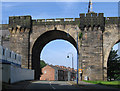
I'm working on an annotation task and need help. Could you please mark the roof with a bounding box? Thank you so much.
[44,65,76,73]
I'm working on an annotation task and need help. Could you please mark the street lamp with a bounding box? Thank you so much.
[67,53,74,81]
[67,53,74,70]
[66,27,79,85]
[76,31,79,85]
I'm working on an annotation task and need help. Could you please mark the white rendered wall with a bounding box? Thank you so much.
[1,45,34,84]
[2,64,11,83]
[0,63,2,91]
[54,69,58,81]
[10,64,34,83]
[2,64,34,84]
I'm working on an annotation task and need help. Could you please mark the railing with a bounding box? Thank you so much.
[0,45,21,67]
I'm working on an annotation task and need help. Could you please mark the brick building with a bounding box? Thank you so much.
[40,65,58,81]
[40,65,76,81]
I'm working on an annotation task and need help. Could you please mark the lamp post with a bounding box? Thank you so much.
[67,53,74,70]
[66,27,79,85]
[67,52,74,81]
[76,31,79,85]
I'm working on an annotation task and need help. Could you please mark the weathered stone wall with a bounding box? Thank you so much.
[8,16,32,68]
[7,13,120,80]
[9,31,30,68]
[103,24,119,80]
[79,13,104,80]
[0,24,10,48]
[30,24,80,55]
[30,24,80,79]
[81,30,103,80]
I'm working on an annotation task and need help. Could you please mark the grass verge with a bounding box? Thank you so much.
[83,80,120,88]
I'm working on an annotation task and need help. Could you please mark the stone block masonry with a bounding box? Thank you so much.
[8,16,32,68]
[79,13,104,80]
[7,13,120,81]
[81,30,103,80]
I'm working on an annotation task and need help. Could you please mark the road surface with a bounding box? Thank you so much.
[3,80,119,91]
[25,81,80,90]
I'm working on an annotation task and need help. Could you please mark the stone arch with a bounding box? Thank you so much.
[103,26,120,80]
[31,30,78,80]
[104,39,120,66]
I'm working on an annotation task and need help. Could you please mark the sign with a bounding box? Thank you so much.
[79,69,82,73]
[79,72,82,73]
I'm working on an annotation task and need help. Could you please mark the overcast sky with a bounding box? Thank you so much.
[1,1,119,69]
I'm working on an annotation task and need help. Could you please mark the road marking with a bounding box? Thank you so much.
[52,86,56,90]
[49,82,56,90]
[67,82,73,85]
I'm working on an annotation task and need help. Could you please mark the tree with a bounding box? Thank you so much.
[40,60,47,68]
[107,48,120,80]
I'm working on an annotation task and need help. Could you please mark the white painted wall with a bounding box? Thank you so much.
[54,69,58,81]
[0,63,2,91]
[1,45,34,84]
[10,64,34,83]
[2,64,34,84]
[2,64,11,83]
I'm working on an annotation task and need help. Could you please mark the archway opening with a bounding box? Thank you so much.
[32,30,78,80]
[40,39,77,81]
[107,41,120,81]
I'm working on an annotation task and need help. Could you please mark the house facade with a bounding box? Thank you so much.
[40,65,76,81]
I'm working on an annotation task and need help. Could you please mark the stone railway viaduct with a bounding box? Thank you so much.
[5,13,120,80]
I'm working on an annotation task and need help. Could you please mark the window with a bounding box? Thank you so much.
[44,70,46,74]
[15,54,16,60]
[2,49,5,56]
[9,52,11,58]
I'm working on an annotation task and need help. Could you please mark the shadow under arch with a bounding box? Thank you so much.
[32,30,78,80]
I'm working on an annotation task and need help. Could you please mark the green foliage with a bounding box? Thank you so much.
[83,80,120,85]
[40,60,47,68]
[107,48,120,80]
[79,32,83,39]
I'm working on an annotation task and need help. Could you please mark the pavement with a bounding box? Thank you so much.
[68,81,120,90]
[2,80,32,90]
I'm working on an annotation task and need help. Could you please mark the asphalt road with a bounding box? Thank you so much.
[3,80,119,91]
[25,81,80,90]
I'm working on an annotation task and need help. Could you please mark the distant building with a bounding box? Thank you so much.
[40,65,58,81]
[40,65,76,81]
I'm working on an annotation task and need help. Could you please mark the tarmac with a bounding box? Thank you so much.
[2,80,120,91]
